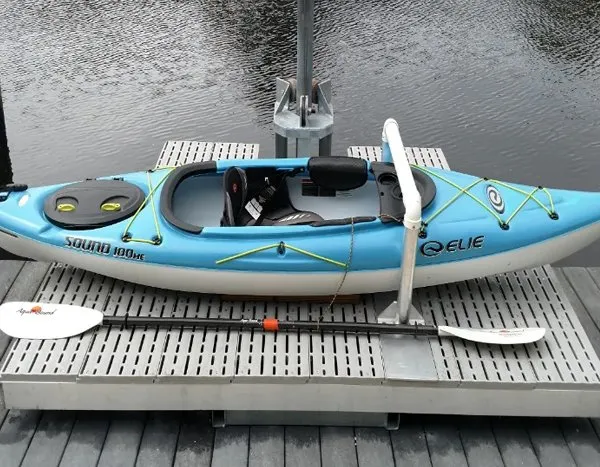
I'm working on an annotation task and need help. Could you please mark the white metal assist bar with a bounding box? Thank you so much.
[380,118,422,324]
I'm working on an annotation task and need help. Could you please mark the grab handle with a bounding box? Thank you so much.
[381,119,421,229]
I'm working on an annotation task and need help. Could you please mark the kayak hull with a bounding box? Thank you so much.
[2,155,600,295]
[1,217,599,295]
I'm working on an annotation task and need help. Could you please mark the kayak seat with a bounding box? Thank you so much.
[221,166,323,227]
[256,206,324,226]
[221,167,248,227]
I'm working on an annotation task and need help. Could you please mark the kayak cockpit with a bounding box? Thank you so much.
[220,157,374,228]
[161,157,436,233]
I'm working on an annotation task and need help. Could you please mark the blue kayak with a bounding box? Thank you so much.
[1,153,599,296]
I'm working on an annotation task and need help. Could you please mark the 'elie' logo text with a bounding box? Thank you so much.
[420,236,485,258]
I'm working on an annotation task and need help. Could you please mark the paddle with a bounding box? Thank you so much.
[0,301,546,345]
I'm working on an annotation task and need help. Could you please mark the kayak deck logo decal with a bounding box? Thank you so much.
[420,236,485,257]
[65,236,146,261]
[486,184,505,214]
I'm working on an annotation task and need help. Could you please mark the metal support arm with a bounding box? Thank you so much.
[378,118,423,324]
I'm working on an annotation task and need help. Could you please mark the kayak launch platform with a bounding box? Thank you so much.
[1,141,599,426]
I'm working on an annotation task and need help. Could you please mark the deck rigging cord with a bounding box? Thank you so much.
[411,164,558,236]
[121,166,176,245]
[215,217,357,321]
[215,242,347,268]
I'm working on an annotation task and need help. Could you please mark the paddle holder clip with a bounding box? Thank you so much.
[378,119,423,325]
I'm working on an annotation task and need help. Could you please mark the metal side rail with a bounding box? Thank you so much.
[0,142,599,422]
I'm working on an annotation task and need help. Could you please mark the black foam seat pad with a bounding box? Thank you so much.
[307,156,368,191]
[259,206,324,226]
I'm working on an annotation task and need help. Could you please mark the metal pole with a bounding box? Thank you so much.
[377,119,422,325]
[398,225,419,323]
[296,0,314,112]
[273,0,332,158]
[0,80,23,261]
[0,82,13,186]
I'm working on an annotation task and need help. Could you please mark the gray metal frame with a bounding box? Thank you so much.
[1,141,599,423]
[273,0,333,158]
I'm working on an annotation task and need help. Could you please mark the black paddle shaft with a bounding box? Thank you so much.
[101,315,440,337]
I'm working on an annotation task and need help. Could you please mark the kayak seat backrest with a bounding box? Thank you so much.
[221,167,248,226]
[248,171,324,226]
[307,157,368,191]
[221,166,324,227]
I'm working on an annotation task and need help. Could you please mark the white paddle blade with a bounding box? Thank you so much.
[0,301,103,340]
[438,325,546,345]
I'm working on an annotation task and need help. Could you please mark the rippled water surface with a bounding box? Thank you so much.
[1,0,599,264]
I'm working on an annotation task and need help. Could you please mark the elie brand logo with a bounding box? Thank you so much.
[486,185,505,214]
[16,305,56,316]
[420,236,485,257]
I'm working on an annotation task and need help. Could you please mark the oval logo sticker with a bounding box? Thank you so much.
[486,185,505,214]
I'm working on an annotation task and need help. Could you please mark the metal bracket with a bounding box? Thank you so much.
[378,302,424,325]
[273,77,333,157]
[375,292,424,325]
[273,0,333,158]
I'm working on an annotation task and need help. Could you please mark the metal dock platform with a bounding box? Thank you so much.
[1,141,599,425]
[1,265,600,466]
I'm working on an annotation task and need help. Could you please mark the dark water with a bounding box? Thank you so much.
[1,0,599,264]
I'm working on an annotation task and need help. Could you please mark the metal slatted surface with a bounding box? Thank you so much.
[415,265,600,388]
[1,265,113,381]
[155,141,259,168]
[149,143,444,384]
[1,141,261,383]
[2,142,394,385]
[234,301,309,381]
[347,146,600,389]
[158,296,242,382]
[347,146,450,169]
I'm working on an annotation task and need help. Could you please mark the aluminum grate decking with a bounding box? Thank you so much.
[1,141,599,418]
[415,266,600,388]
[155,141,260,167]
